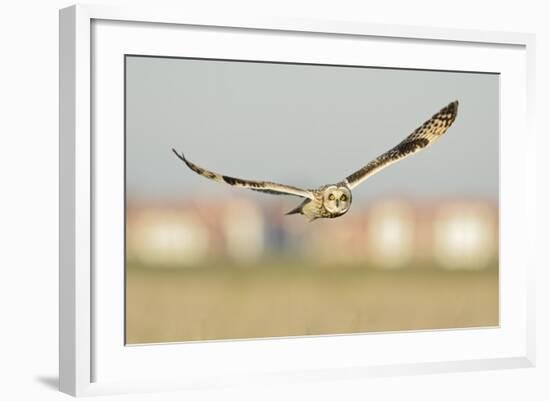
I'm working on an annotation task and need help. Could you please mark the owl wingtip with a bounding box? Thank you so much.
[441,100,459,119]
[172,148,186,161]
[451,100,459,116]
[448,100,459,109]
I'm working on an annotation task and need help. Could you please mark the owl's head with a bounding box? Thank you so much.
[323,185,352,215]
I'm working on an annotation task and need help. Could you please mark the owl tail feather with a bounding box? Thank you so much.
[285,205,303,216]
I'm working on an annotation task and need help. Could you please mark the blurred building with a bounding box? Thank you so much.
[126,196,498,270]
[221,199,265,262]
[431,201,498,270]
[126,204,209,267]
[126,197,264,267]
[365,200,416,269]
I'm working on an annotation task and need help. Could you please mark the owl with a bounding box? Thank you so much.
[173,101,458,222]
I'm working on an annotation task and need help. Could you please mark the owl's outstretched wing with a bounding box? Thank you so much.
[172,149,315,200]
[344,100,459,190]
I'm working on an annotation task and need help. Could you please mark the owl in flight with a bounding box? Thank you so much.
[173,101,458,222]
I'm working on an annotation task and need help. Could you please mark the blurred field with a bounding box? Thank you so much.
[125,262,498,344]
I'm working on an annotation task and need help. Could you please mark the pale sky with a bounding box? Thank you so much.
[125,56,499,204]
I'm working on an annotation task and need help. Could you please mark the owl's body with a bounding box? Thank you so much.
[286,184,352,222]
[173,101,459,222]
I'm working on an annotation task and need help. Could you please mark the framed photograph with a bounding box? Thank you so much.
[59,4,536,396]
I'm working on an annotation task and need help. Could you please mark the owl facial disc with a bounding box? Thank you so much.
[323,185,352,215]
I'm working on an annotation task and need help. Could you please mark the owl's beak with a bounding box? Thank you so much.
[335,200,340,208]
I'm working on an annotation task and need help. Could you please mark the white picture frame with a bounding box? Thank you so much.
[59,4,536,397]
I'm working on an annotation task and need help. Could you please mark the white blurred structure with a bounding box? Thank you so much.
[366,200,415,269]
[432,202,497,270]
[126,207,209,267]
[126,198,265,267]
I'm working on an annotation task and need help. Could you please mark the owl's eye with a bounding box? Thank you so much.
[328,194,335,201]
[340,194,348,202]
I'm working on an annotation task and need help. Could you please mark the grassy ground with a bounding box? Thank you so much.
[125,263,498,344]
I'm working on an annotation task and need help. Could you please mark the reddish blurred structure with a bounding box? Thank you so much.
[126,196,498,270]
